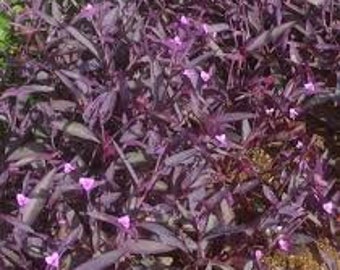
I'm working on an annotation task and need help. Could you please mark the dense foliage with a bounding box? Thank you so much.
[0,0,339,269]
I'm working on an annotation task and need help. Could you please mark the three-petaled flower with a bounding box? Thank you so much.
[255,249,264,261]
[304,82,315,93]
[84,3,93,11]
[322,201,334,214]
[215,134,228,146]
[183,69,196,79]
[45,252,59,268]
[200,70,211,82]
[265,108,274,115]
[63,163,75,174]
[289,108,298,120]
[173,36,182,46]
[16,193,30,207]
[180,15,189,25]
[296,141,303,149]
[118,215,130,229]
[277,236,290,251]
[79,177,95,192]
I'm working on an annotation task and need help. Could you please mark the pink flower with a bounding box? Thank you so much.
[215,134,227,145]
[79,177,95,192]
[173,36,182,46]
[322,201,334,214]
[265,108,275,115]
[289,108,298,120]
[183,69,196,78]
[200,70,211,82]
[278,236,290,252]
[63,163,75,174]
[304,82,315,93]
[84,3,93,11]
[16,193,30,207]
[118,215,130,229]
[45,252,59,268]
[255,249,264,261]
[180,15,189,25]
[296,141,303,149]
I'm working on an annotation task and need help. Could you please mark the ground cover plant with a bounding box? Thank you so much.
[0,0,339,269]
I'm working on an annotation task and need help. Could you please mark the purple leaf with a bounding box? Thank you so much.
[126,239,177,255]
[54,70,85,104]
[65,26,100,59]
[164,149,199,167]
[52,120,100,143]
[75,249,126,270]
[0,213,36,235]
[204,224,247,241]
[1,85,54,99]
[233,179,260,195]
[262,185,279,205]
[22,169,57,225]
[6,142,52,162]
[137,222,187,251]
[222,113,256,123]
[246,21,296,52]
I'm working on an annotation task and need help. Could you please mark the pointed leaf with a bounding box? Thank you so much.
[204,224,247,240]
[66,26,100,59]
[22,169,57,225]
[137,222,187,251]
[75,249,126,270]
[1,85,54,99]
[223,113,256,123]
[246,21,296,52]
[7,143,50,162]
[233,179,260,194]
[0,213,36,234]
[52,120,100,143]
[206,23,230,33]
[164,148,199,167]
[126,239,176,255]
[262,185,279,205]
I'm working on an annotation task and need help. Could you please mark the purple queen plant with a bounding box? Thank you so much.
[0,0,338,269]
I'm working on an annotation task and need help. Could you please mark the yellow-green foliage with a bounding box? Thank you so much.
[0,0,23,68]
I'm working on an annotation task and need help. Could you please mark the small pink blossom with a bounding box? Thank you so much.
[118,215,130,229]
[63,163,75,174]
[79,177,95,192]
[180,15,189,25]
[278,237,290,252]
[183,69,196,78]
[200,70,211,82]
[304,82,315,93]
[255,249,264,261]
[296,141,303,149]
[289,108,299,120]
[322,201,334,214]
[265,108,275,115]
[215,134,227,145]
[16,193,30,207]
[173,36,182,46]
[45,252,59,268]
[84,4,93,11]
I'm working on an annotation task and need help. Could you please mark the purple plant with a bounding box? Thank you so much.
[0,0,339,269]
